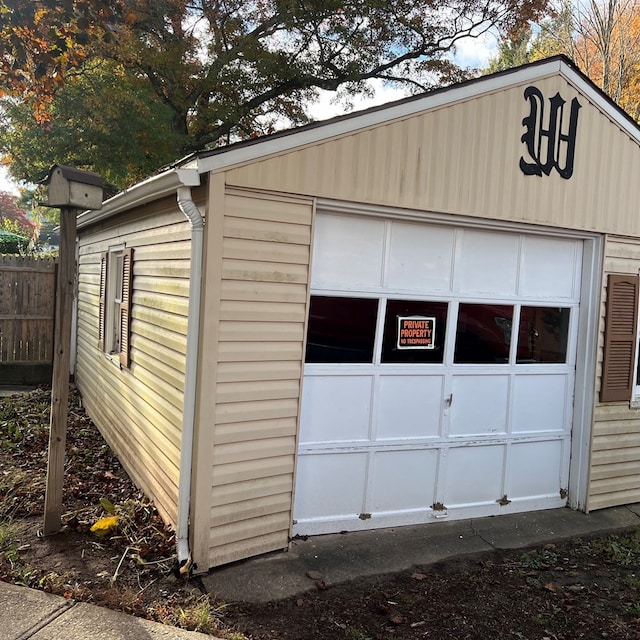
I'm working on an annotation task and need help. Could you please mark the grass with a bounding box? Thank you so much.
[519,546,559,570]
[586,530,640,567]
[0,520,38,587]
[147,594,230,634]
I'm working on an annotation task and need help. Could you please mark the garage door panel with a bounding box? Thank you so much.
[511,374,569,433]
[312,214,385,287]
[387,222,455,292]
[369,449,438,512]
[376,375,443,439]
[449,375,509,436]
[294,453,368,520]
[300,376,372,443]
[520,236,582,299]
[456,230,519,295]
[443,445,505,507]
[508,441,564,499]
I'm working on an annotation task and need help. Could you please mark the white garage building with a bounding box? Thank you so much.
[74,56,640,572]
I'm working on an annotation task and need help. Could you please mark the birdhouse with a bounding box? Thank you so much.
[42,164,104,210]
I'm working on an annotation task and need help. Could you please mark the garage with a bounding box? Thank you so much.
[294,211,584,535]
[75,56,640,571]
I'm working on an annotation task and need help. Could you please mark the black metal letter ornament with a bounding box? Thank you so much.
[519,86,581,179]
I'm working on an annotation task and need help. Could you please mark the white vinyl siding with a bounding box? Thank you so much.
[76,194,198,528]
[588,236,640,510]
[197,188,313,568]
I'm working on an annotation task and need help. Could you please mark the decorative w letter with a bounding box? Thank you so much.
[519,86,581,179]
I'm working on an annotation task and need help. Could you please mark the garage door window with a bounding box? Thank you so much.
[381,300,448,363]
[516,306,570,364]
[454,303,513,364]
[305,296,378,363]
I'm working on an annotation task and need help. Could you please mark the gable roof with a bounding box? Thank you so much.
[186,55,640,174]
[78,55,640,228]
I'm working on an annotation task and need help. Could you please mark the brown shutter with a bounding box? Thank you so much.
[600,273,639,402]
[119,247,133,368]
[98,252,108,351]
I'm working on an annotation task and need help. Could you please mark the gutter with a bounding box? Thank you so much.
[175,184,205,574]
[76,168,200,230]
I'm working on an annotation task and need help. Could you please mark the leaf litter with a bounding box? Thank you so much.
[3,387,640,638]
[0,386,224,635]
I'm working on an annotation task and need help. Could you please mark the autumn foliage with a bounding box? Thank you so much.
[1,0,550,187]
[529,0,640,121]
[574,0,640,120]
[0,0,113,121]
[0,190,35,236]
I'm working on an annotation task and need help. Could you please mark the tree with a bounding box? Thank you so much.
[0,190,36,252]
[485,27,534,73]
[0,190,35,235]
[0,0,550,186]
[1,60,182,190]
[529,0,576,60]
[529,0,640,120]
[573,0,640,118]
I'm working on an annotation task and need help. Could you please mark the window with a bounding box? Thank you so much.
[305,296,378,363]
[516,307,570,364]
[454,303,514,364]
[601,273,639,402]
[98,246,133,368]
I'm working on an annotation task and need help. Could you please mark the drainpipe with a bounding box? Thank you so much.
[176,184,205,574]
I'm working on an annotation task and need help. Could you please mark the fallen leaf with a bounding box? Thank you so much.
[544,582,559,592]
[90,515,118,537]
[389,615,405,625]
[411,572,427,581]
[99,497,116,513]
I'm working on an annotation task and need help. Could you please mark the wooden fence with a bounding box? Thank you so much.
[0,255,57,384]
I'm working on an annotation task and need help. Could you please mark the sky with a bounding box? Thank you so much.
[306,31,498,121]
[0,32,498,196]
[0,166,19,195]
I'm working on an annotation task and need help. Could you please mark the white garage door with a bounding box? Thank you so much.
[293,213,583,535]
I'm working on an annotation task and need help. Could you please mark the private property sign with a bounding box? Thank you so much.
[397,315,436,349]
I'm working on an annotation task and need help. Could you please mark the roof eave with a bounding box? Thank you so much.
[76,168,200,230]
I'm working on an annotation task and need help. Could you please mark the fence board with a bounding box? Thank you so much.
[0,256,57,383]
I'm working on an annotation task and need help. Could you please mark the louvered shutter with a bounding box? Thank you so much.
[600,273,640,402]
[119,247,133,368]
[98,252,108,351]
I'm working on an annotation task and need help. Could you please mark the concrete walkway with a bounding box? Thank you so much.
[0,581,217,640]
[202,504,640,603]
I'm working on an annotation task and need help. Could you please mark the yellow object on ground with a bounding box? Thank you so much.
[90,515,119,537]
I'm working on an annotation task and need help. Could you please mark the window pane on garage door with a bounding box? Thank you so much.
[305,296,379,363]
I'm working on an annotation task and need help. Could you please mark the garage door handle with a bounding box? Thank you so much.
[445,393,453,407]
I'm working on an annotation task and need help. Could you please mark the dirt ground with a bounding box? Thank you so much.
[3,387,640,639]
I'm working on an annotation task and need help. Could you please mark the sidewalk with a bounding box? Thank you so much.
[0,581,217,640]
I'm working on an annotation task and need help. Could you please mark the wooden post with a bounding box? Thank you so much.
[43,206,76,534]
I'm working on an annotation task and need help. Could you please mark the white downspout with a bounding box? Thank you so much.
[176,185,205,574]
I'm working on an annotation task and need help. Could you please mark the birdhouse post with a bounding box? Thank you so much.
[42,165,103,535]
